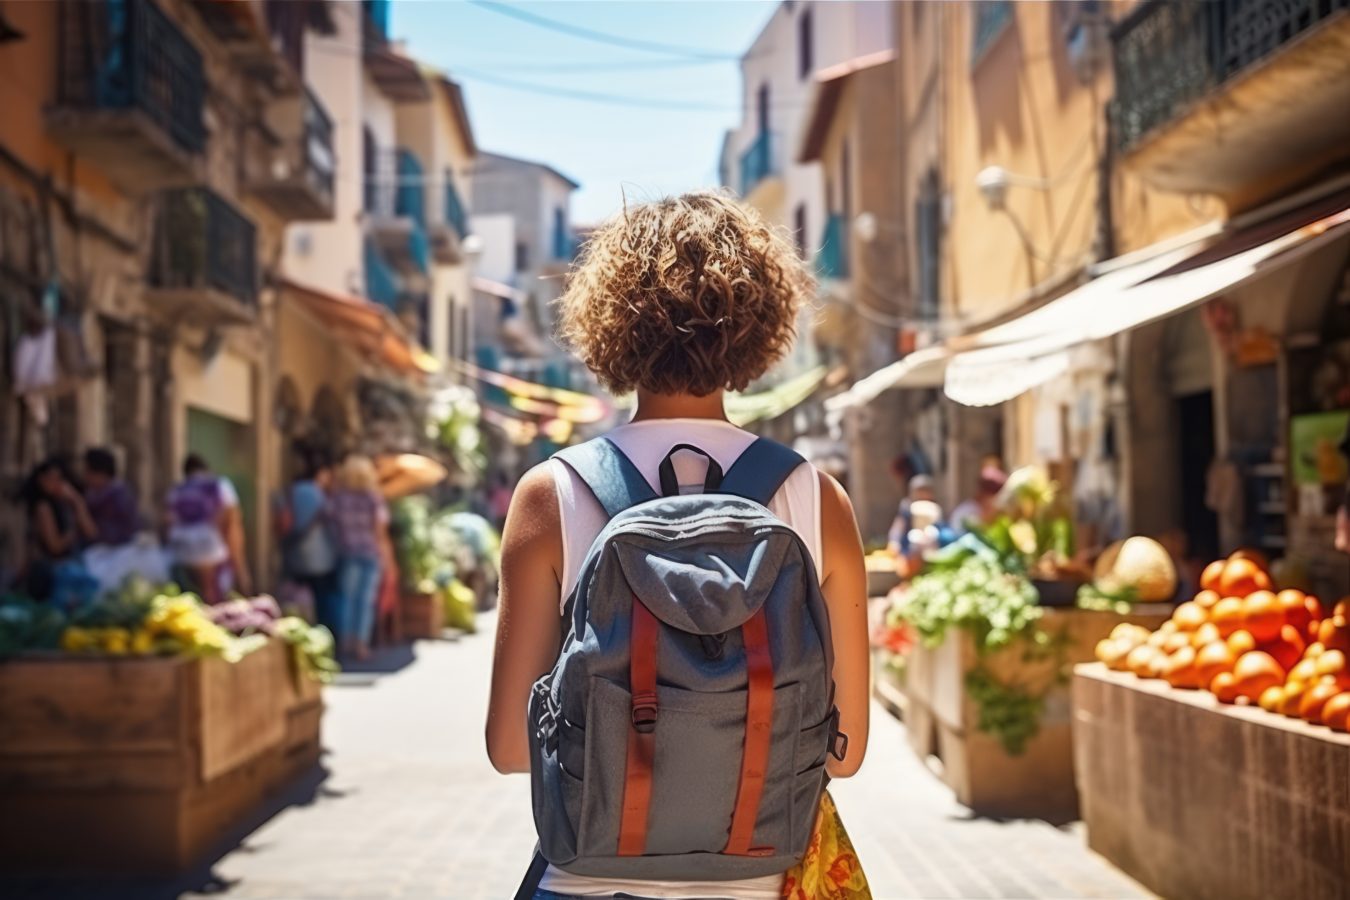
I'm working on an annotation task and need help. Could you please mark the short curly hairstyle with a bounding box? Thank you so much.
[557,191,814,397]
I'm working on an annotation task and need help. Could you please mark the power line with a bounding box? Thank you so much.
[447,56,727,73]
[467,0,741,61]
[452,66,730,111]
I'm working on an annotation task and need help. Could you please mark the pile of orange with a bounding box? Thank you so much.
[1095,550,1350,733]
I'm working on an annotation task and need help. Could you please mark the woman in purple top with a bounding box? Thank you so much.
[82,448,141,547]
[329,455,389,661]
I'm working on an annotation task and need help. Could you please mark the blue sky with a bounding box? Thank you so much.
[393,1,776,224]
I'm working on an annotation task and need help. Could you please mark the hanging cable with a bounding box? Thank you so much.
[466,0,741,61]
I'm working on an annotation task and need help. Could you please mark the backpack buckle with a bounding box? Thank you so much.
[631,691,659,734]
[829,707,849,761]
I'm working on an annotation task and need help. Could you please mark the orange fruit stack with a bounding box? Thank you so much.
[1094,549,1350,734]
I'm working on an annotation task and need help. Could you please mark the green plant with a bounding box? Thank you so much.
[964,666,1046,756]
[891,554,1075,755]
[429,385,486,482]
[0,596,67,660]
[1076,581,1139,614]
[893,555,1042,653]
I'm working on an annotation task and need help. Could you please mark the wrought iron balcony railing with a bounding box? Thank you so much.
[739,131,780,196]
[816,213,849,281]
[149,189,258,307]
[1113,0,1350,151]
[55,0,206,155]
[302,87,336,205]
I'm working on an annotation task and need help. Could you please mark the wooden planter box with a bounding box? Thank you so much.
[0,640,324,875]
[400,589,444,639]
[1073,664,1350,900]
[902,606,1171,819]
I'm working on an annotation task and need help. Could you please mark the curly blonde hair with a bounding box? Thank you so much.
[557,191,814,397]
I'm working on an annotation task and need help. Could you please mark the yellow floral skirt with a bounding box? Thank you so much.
[781,791,870,899]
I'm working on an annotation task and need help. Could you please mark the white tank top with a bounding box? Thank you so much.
[541,418,823,899]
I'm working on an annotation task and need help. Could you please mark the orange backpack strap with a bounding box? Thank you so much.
[724,607,776,856]
[618,599,660,856]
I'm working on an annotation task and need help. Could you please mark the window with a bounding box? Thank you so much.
[793,204,807,258]
[971,0,1013,64]
[840,139,852,224]
[514,241,529,273]
[916,170,942,321]
[552,206,568,259]
[756,83,770,136]
[798,8,814,80]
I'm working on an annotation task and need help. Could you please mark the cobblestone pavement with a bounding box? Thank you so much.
[7,615,1148,900]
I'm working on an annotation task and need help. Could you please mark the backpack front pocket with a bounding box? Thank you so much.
[577,675,804,859]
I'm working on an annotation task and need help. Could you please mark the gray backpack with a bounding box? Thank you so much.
[521,436,845,890]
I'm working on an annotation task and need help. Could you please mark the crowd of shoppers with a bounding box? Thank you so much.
[14,446,393,663]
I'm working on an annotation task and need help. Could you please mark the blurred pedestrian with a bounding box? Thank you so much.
[949,465,1008,537]
[81,447,168,593]
[887,473,937,556]
[21,457,98,606]
[166,454,250,604]
[278,450,339,631]
[82,447,140,547]
[330,455,388,661]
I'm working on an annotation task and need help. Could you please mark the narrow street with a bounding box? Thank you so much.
[61,619,1152,900]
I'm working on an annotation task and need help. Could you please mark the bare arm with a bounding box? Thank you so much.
[34,503,73,556]
[220,504,253,595]
[486,464,564,774]
[64,487,98,542]
[818,470,870,778]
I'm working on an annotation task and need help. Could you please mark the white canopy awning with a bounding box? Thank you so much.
[824,346,950,412]
[944,200,1350,407]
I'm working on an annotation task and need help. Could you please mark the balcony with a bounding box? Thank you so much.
[365,148,431,280]
[191,0,324,94]
[244,87,335,221]
[146,189,258,322]
[738,131,784,209]
[816,214,850,281]
[1112,0,1350,198]
[46,0,206,192]
[429,173,469,265]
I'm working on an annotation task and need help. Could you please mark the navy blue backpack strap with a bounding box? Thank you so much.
[719,437,806,506]
[553,437,658,519]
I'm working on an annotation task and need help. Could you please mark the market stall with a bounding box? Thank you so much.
[1076,550,1350,899]
[0,589,335,875]
[875,467,1178,818]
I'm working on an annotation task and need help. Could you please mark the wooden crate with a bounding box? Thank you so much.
[400,589,444,639]
[0,640,323,875]
[902,606,1171,818]
[1074,664,1350,900]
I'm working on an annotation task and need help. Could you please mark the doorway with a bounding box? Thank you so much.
[1177,391,1219,562]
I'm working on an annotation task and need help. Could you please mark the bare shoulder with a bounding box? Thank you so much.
[501,462,563,570]
[815,469,862,582]
[816,468,857,524]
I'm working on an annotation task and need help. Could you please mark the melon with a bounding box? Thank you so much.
[1093,537,1179,603]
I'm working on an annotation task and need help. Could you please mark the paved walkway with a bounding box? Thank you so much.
[8,616,1148,899]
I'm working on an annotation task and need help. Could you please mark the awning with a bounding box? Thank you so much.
[944,191,1350,406]
[824,346,950,412]
[283,279,439,376]
[726,365,829,426]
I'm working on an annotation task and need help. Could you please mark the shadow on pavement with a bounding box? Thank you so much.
[0,764,334,900]
[333,640,418,684]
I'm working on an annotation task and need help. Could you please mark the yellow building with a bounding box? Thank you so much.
[0,0,339,582]
[834,1,1350,598]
